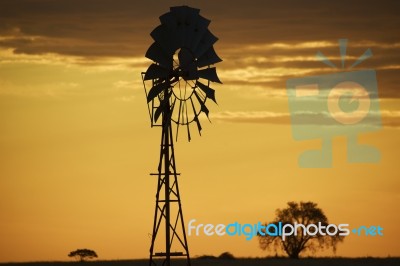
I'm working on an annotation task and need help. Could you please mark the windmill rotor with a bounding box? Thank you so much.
[143,5,222,141]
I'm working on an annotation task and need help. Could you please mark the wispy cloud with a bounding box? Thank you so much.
[211,109,400,129]
[113,80,142,91]
[114,95,135,102]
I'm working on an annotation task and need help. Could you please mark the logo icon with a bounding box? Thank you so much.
[287,39,382,168]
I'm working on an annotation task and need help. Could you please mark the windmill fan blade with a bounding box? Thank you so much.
[144,64,169,80]
[194,91,209,117]
[196,81,216,103]
[159,11,177,30]
[145,42,172,69]
[170,6,200,48]
[147,82,170,103]
[151,25,177,56]
[198,67,222,83]
[189,16,210,52]
[193,30,218,59]
[194,115,202,134]
[158,12,184,52]
[190,97,202,135]
[159,11,183,47]
[187,123,191,141]
[197,46,222,68]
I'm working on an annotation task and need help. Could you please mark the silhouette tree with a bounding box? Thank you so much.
[68,249,98,262]
[258,201,345,259]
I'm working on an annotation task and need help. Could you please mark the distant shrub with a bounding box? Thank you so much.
[218,252,235,260]
[68,249,98,262]
[196,254,217,259]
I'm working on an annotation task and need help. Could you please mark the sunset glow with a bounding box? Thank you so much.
[1,0,399,262]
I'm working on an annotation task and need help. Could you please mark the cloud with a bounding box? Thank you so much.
[114,95,135,102]
[0,0,399,100]
[0,79,81,98]
[1,0,399,57]
[212,111,289,124]
[113,80,142,91]
[211,109,400,129]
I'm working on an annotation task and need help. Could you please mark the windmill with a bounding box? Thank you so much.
[141,6,222,266]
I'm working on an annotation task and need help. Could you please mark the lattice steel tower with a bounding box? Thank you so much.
[142,6,222,266]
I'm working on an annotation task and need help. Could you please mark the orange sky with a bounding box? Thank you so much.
[0,0,400,262]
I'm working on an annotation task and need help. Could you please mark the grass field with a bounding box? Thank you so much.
[1,258,400,266]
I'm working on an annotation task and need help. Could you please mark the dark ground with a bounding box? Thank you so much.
[1,258,400,266]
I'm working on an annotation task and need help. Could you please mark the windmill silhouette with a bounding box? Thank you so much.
[142,6,222,266]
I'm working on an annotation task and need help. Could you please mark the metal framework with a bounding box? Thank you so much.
[144,74,190,266]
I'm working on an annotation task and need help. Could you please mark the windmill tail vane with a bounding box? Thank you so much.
[141,5,222,266]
